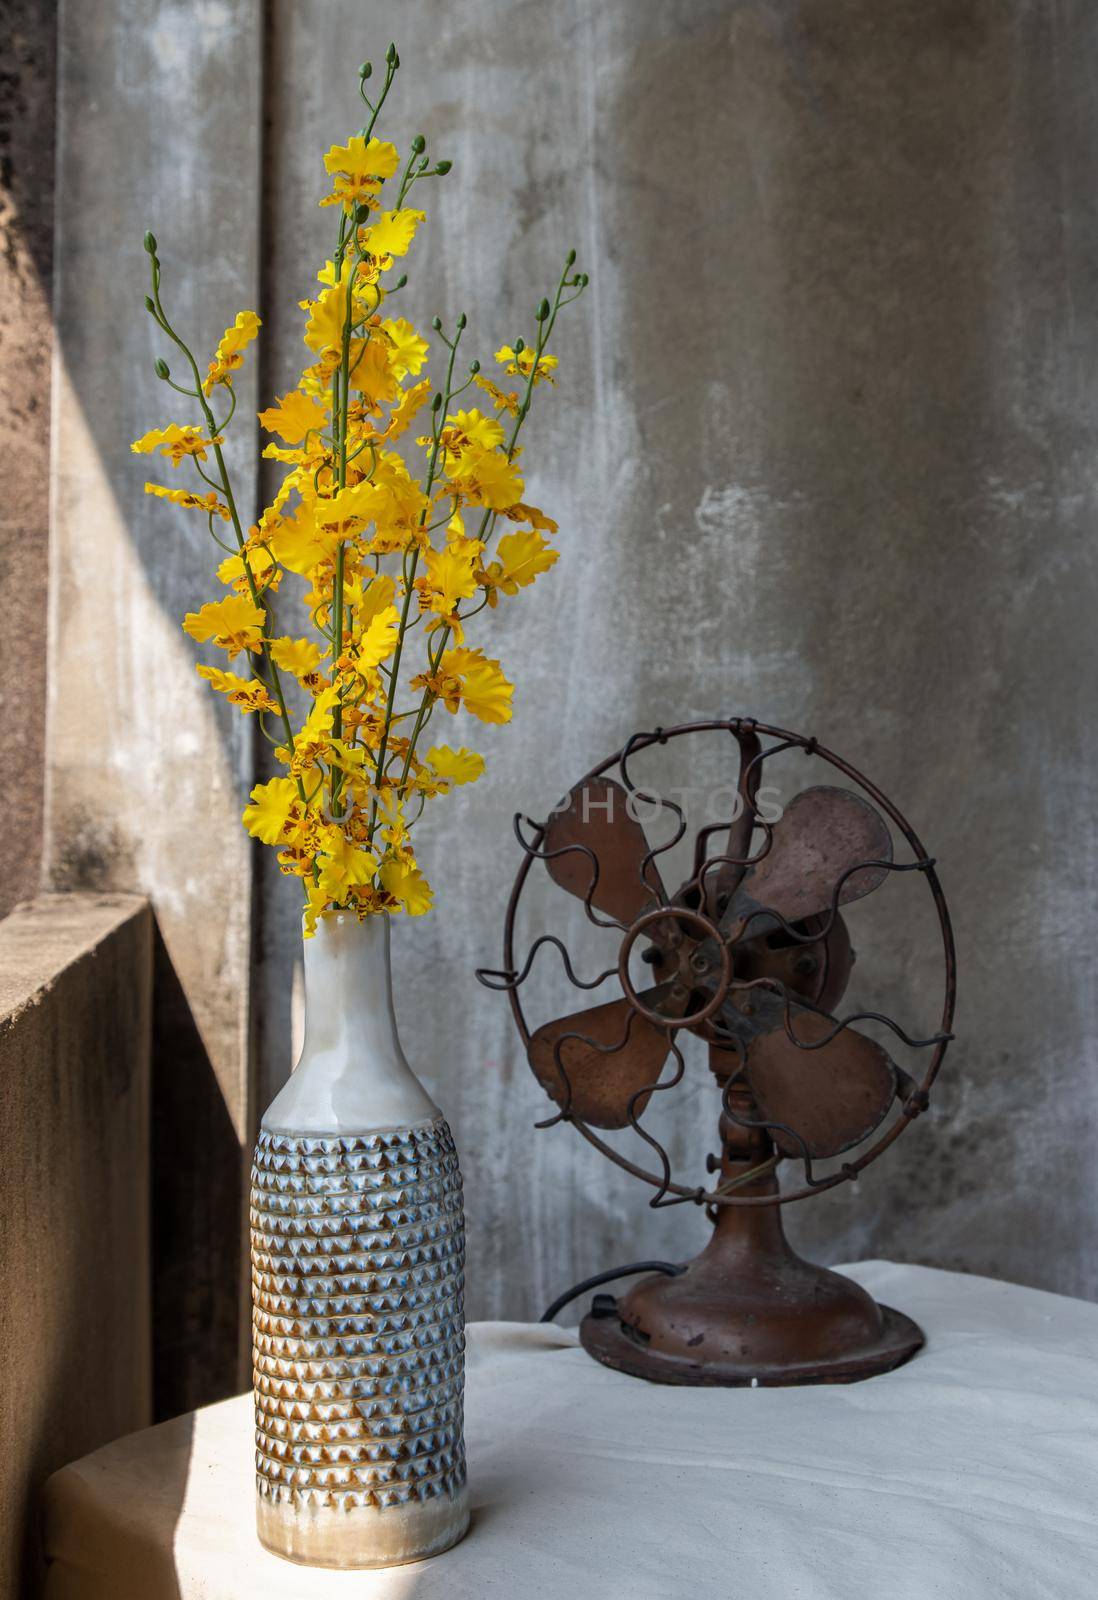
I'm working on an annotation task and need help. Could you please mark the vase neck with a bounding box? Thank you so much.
[261,913,440,1136]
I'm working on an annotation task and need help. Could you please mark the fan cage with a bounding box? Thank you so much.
[479,718,957,1209]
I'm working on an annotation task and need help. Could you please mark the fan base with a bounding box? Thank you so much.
[577,1175,924,1387]
[580,1298,923,1387]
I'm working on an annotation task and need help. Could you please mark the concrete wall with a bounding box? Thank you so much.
[0,896,152,1600]
[47,0,264,1410]
[0,2,55,917]
[44,0,1098,1349]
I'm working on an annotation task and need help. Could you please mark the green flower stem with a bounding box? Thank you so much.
[394,257,585,800]
[146,258,308,804]
[365,319,464,845]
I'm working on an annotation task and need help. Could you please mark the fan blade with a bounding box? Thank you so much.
[543,776,666,927]
[722,786,892,942]
[743,1009,897,1160]
[527,983,682,1129]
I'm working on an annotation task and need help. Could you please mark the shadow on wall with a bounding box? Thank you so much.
[151,927,244,1422]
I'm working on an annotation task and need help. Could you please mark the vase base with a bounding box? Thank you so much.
[257,1487,470,1569]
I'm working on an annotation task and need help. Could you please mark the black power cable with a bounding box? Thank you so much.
[539,1260,684,1323]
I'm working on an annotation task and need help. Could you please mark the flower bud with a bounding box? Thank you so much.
[393,273,408,290]
[143,231,157,254]
[359,60,372,79]
[456,311,467,330]
[386,42,398,65]
[432,392,443,411]
[411,134,426,153]
[155,358,170,380]
[566,248,577,266]
[514,336,525,353]
[432,316,443,332]
[469,359,481,374]
[536,297,550,322]
[435,160,452,175]
[144,294,156,314]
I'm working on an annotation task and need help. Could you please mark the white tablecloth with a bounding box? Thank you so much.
[41,1262,1098,1599]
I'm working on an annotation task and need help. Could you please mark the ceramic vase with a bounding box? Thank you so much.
[250,912,469,1568]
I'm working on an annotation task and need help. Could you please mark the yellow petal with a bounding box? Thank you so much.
[242,776,300,845]
[355,605,400,670]
[258,389,329,445]
[440,647,514,725]
[362,209,425,260]
[379,857,433,916]
[426,746,485,786]
[492,528,559,593]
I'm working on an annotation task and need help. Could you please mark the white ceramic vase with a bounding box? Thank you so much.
[250,912,469,1568]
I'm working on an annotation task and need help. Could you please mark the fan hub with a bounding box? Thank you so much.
[618,905,732,1029]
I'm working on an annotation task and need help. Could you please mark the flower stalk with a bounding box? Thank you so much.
[135,44,586,931]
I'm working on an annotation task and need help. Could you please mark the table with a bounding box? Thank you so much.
[41,1262,1098,1599]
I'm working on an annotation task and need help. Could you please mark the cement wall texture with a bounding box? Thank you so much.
[42,0,1098,1369]
[0,896,152,1600]
[0,2,55,917]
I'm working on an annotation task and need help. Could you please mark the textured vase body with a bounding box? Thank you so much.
[250,913,468,1568]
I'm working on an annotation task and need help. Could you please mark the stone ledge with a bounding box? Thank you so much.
[0,891,153,1598]
[0,893,150,1025]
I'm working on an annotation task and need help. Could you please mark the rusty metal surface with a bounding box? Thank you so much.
[481,718,956,1210]
[527,987,677,1129]
[542,775,665,928]
[579,1283,923,1387]
[743,1010,898,1161]
[732,909,853,1015]
[579,1112,922,1386]
[478,717,955,1384]
[720,786,893,943]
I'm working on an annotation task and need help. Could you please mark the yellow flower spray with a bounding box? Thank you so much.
[136,42,586,933]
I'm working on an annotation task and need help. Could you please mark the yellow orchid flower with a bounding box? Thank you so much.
[139,54,587,934]
[437,647,514,724]
[419,546,479,618]
[242,776,301,845]
[320,134,400,212]
[354,605,400,671]
[483,529,558,601]
[145,482,231,520]
[379,854,432,916]
[317,832,378,901]
[425,746,485,788]
[495,342,558,385]
[182,595,265,658]
[203,311,261,394]
[132,424,221,465]
[268,636,326,681]
[382,317,429,377]
[258,389,330,445]
[196,664,278,715]
[360,209,425,260]
[447,445,524,511]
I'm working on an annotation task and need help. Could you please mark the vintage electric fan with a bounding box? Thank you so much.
[479,719,955,1386]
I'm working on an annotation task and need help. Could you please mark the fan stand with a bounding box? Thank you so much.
[579,1055,924,1387]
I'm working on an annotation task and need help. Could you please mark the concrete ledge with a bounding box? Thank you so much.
[0,893,153,1599]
